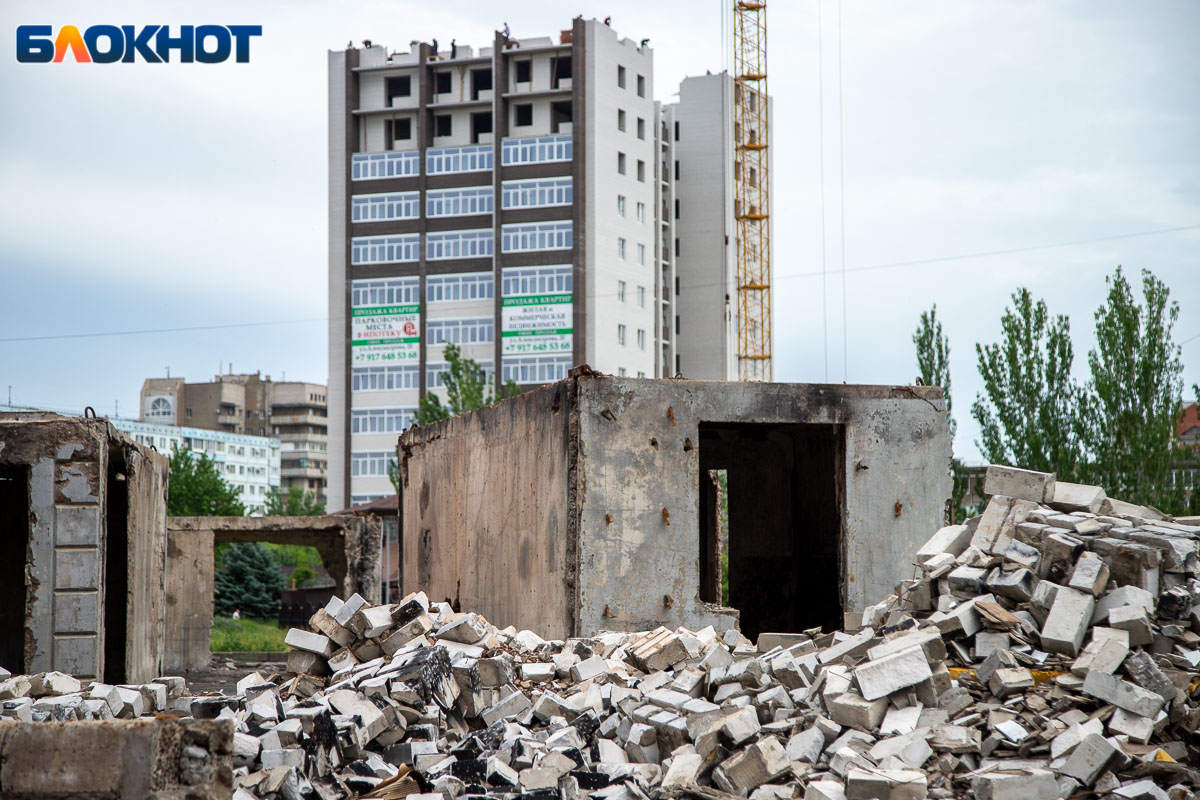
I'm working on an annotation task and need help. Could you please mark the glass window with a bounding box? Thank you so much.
[617,109,626,132]
[352,276,419,306]
[351,191,419,223]
[426,229,494,260]
[637,160,645,182]
[637,243,646,265]
[617,152,626,174]
[428,359,494,389]
[637,286,645,307]
[617,280,626,303]
[426,144,493,174]
[351,364,420,391]
[501,354,572,384]
[500,265,572,297]
[617,65,626,88]
[501,221,573,253]
[426,317,494,345]
[351,234,420,265]
[636,201,645,223]
[426,187,494,217]
[352,151,420,180]
[637,329,645,350]
[617,238,626,260]
[618,195,626,217]
[426,272,495,302]
[618,324,627,346]
[501,178,572,209]
[501,134,572,165]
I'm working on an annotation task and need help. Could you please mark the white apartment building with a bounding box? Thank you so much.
[110,418,281,514]
[328,19,680,508]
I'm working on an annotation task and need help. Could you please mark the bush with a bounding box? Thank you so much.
[211,617,287,652]
[213,542,283,619]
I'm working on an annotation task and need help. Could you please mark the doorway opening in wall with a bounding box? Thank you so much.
[102,457,129,684]
[0,465,30,673]
[698,422,845,641]
[551,101,573,134]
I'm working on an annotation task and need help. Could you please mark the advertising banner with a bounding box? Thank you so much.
[351,304,420,364]
[501,294,572,355]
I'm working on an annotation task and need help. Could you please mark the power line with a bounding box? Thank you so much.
[0,317,326,344]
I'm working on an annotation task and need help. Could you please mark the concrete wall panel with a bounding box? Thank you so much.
[400,381,575,637]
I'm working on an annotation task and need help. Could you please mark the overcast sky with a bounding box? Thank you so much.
[1,0,1197,464]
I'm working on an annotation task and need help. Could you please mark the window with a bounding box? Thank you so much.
[434,114,452,137]
[617,65,626,88]
[637,286,645,307]
[501,265,572,296]
[386,117,412,142]
[351,191,420,222]
[617,280,627,302]
[426,229,493,260]
[502,177,572,209]
[426,317,494,345]
[675,159,680,180]
[675,237,680,257]
[636,201,645,223]
[352,151,419,180]
[148,398,172,418]
[185,408,192,418]
[617,238,627,260]
[426,144,492,173]
[501,221,573,252]
[516,60,531,83]
[637,371,646,378]
[352,276,419,306]
[501,354,571,384]
[618,152,626,174]
[429,359,494,389]
[352,234,420,265]
[426,186,493,217]
[351,408,417,435]
[426,272,494,302]
[501,134,572,165]
[675,199,680,219]
[637,118,645,139]
[618,368,627,377]
[617,195,626,217]
[674,121,679,141]
[351,364,420,391]
[618,324,627,346]
[637,329,645,350]
[515,103,533,126]
[637,75,645,97]
[350,451,391,477]
[617,109,626,132]
[637,160,645,182]
[386,75,411,101]
[637,243,646,265]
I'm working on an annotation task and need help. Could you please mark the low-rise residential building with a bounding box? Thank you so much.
[111,418,281,514]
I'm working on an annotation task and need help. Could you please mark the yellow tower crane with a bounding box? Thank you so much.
[733,1,772,381]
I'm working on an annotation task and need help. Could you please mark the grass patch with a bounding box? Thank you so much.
[211,617,287,652]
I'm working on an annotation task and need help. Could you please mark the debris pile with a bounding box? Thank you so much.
[3,465,1199,800]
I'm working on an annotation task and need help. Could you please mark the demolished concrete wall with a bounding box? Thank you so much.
[399,374,951,640]
[0,413,168,683]
[164,515,382,672]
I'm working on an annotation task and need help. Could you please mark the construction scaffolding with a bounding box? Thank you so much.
[733,1,772,381]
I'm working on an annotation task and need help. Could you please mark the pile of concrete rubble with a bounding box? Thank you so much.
[5,465,1200,800]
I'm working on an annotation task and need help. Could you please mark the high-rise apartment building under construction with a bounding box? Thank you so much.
[328,18,770,508]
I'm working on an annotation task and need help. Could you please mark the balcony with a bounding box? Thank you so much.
[661,327,671,344]
[271,413,327,426]
[216,413,240,426]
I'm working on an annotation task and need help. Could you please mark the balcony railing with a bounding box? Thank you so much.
[426,144,493,175]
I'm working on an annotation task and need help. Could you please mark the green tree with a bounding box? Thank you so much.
[167,448,245,517]
[914,303,955,439]
[213,542,284,619]
[391,343,522,491]
[1079,267,1185,510]
[265,487,325,516]
[914,305,975,521]
[971,288,1084,481]
[413,342,521,425]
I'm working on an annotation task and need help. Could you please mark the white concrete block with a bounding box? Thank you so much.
[854,647,932,701]
[983,465,1055,503]
[1039,587,1095,656]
